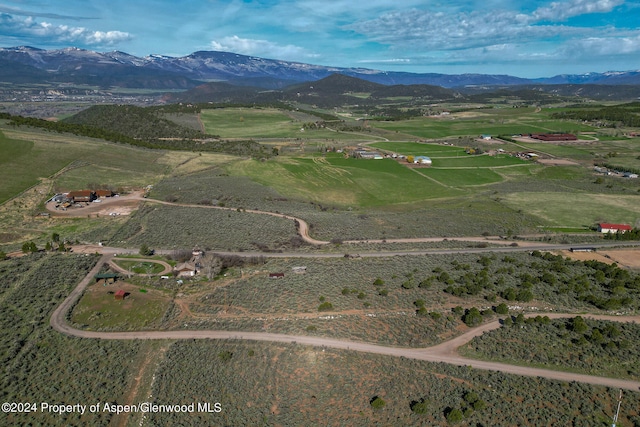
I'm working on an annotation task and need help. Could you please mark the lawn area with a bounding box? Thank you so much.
[227,154,464,207]
[112,259,167,275]
[501,192,640,227]
[71,281,170,330]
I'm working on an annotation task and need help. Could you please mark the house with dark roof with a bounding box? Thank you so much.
[95,189,115,198]
[174,262,197,277]
[67,190,96,203]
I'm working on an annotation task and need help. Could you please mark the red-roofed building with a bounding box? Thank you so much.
[597,223,633,233]
[115,289,126,300]
[530,133,577,141]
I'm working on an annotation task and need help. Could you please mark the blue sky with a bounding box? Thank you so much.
[0,0,638,78]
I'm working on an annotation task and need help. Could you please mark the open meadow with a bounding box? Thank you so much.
[200,107,365,141]
[368,107,596,139]
[2,99,640,427]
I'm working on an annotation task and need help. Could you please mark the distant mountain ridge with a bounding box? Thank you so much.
[2,46,640,90]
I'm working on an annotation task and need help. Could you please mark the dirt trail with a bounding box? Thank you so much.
[51,258,640,392]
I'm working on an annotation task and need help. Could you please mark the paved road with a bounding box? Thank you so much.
[73,240,640,260]
[50,256,640,392]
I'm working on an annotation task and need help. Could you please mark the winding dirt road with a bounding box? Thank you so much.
[50,254,640,392]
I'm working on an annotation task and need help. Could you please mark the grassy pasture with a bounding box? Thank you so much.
[370,113,595,139]
[421,167,505,187]
[227,154,463,207]
[200,107,362,140]
[431,155,529,168]
[501,192,640,227]
[0,126,169,200]
[71,281,170,330]
[112,259,167,274]
[371,141,466,156]
[509,141,595,160]
[200,107,299,138]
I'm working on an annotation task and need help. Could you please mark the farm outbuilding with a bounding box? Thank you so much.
[114,289,126,300]
[269,273,285,279]
[413,156,432,166]
[530,133,577,141]
[94,272,119,284]
[95,190,115,198]
[67,190,96,203]
[597,223,632,233]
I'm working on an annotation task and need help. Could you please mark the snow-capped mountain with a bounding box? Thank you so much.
[1,46,639,90]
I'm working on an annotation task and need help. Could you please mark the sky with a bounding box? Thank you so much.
[0,0,639,78]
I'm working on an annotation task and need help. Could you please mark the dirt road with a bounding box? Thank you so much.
[50,257,640,391]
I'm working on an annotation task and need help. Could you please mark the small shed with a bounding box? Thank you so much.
[94,272,119,284]
[95,189,115,198]
[292,266,307,274]
[114,289,126,300]
[414,156,432,166]
[269,273,285,279]
[67,190,96,203]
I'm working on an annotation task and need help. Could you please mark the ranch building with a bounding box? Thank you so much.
[413,156,432,166]
[67,190,96,203]
[530,133,577,141]
[597,223,632,233]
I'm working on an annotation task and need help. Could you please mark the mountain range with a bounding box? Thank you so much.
[2,46,640,91]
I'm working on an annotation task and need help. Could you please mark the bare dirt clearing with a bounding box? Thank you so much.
[46,190,144,218]
[561,248,640,269]
[536,158,580,166]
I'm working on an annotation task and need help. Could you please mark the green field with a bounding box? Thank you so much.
[0,127,169,201]
[369,110,595,139]
[71,282,170,330]
[502,192,640,227]
[227,154,464,207]
[200,107,362,140]
[421,167,505,187]
[370,141,467,156]
[112,259,167,274]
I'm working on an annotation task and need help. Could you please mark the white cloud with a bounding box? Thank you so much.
[0,13,131,46]
[210,35,317,60]
[345,0,627,54]
[558,31,640,56]
[532,0,624,21]
[346,9,581,50]
[358,58,411,64]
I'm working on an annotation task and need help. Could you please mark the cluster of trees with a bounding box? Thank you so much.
[467,316,639,380]
[604,228,640,240]
[551,103,640,127]
[1,110,269,156]
[595,161,640,176]
[21,233,69,254]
